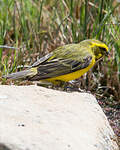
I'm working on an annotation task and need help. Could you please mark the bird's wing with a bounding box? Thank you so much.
[32,53,53,67]
[30,44,93,80]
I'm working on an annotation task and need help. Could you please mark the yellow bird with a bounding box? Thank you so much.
[3,39,109,85]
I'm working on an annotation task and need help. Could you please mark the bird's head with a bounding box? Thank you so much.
[83,39,109,60]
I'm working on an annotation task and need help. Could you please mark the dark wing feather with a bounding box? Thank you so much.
[32,53,53,67]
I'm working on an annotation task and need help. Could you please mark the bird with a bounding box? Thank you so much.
[3,39,109,85]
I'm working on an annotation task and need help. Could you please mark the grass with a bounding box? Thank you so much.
[0,0,120,144]
[0,0,119,93]
[0,0,120,97]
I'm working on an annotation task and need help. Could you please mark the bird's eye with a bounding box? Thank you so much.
[101,47,107,51]
[101,47,109,55]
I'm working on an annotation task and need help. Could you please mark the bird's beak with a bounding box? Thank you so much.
[105,50,110,56]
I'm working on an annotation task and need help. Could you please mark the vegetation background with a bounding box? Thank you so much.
[0,0,119,146]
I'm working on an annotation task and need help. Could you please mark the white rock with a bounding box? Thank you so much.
[0,85,118,150]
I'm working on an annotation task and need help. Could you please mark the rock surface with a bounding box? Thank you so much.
[0,85,119,150]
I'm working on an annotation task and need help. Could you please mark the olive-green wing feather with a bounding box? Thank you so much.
[29,44,93,81]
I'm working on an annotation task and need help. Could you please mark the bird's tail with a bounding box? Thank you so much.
[3,68,37,80]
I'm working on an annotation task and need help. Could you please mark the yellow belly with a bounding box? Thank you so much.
[46,57,95,82]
